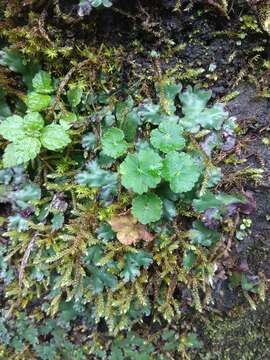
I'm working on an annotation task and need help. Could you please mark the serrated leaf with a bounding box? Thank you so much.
[206,166,222,188]
[162,199,177,220]
[162,151,201,193]
[12,183,41,209]
[199,104,228,130]
[96,223,115,242]
[0,49,26,73]
[82,132,96,150]
[101,128,128,159]
[150,119,185,153]
[40,124,71,151]
[67,87,82,108]
[132,193,162,224]
[8,214,29,232]
[0,49,40,88]
[27,92,52,112]
[23,112,44,137]
[189,220,220,247]
[76,161,117,188]
[76,161,118,203]
[120,148,162,194]
[0,115,25,141]
[85,246,118,293]
[32,71,54,94]
[51,213,65,231]
[183,250,197,270]
[91,0,112,7]
[3,138,41,167]
[122,251,153,282]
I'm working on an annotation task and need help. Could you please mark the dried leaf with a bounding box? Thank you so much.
[109,214,154,245]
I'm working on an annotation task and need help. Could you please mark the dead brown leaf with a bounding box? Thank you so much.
[109,214,154,245]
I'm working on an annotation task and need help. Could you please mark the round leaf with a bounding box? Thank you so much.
[40,124,71,151]
[0,115,25,141]
[150,120,185,153]
[132,193,162,224]
[3,138,41,167]
[119,148,162,194]
[162,151,201,193]
[101,128,128,159]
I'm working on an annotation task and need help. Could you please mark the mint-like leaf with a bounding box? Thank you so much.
[23,112,44,137]
[3,138,41,167]
[132,192,162,224]
[0,115,25,141]
[40,124,71,151]
[32,71,53,94]
[27,92,52,112]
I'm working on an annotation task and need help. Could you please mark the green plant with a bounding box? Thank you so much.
[0,69,73,167]
[0,112,71,167]
[86,79,240,225]
[0,51,251,360]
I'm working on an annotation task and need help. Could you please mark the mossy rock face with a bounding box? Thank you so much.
[200,300,270,359]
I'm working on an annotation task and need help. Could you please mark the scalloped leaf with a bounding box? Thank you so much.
[101,128,128,159]
[150,119,185,153]
[180,85,212,117]
[119,148,162,194]
[162,151,201,193]
[132,193,162,224]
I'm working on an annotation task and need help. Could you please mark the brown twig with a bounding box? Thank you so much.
[38,9,54,46]
[19,233,38,288]
[49,58,92,115]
